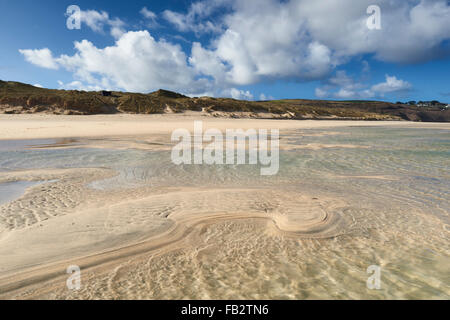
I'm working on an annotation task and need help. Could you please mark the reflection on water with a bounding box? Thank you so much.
[0,126,449,299]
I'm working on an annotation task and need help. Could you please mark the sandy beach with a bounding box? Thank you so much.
[1,113,449,141]
[3,0,450,305]
[0,114,448,299]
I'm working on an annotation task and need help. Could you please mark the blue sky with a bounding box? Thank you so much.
[1,0,450,102]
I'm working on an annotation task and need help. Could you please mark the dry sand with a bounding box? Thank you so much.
[1,113,449,141]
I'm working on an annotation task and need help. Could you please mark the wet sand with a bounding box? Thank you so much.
[0,115,448,299]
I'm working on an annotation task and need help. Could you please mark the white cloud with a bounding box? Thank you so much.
[19,48,59,70]
[72,9,126,39]
[328,71,360,89]
[33,83,43,88]
[315,88,328,99]
[23,31,211,95]
[57,80,104,91]
[163,0,227,34]
[185,0,450,87]
[316,71,411,100]
[225,88,254,100]
[79,10,108,32]
[295,0,450,63]
[216,0,334,84]
[140,7,159,28]
[162,11,189,31]
[20,1,450,97]
[184,0,336,86]
[140,7,157,20]
[371,75,412,95]
[315,69,372,99]
[374,0,450,62]
[189,42,227,84]
[162,0,450,65]
[334,88,359,99]
[259,93,274,101]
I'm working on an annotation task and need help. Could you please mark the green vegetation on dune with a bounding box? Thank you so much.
[0,80,449,122]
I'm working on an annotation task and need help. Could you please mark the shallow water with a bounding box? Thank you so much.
[0,181,44,206]
[0,126,448,299]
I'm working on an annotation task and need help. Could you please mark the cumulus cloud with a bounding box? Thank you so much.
[59,31,211,94]
[315,88,329,99]
[206,0,334,85]
[189,41,227,84]
[140,7,157,20]
[224,88,254,100]
[185,0,450,88]
[259,93,274,101]
[315,70,373,99]
[68,9,126,39]
[293,0,450,63]
[316,70,412,100]
[20,1,450,96]
[374,0,450,62]
[371,75,412,95]
[22,31,212,95]
[163,0,227,34]
[19,48,59,70]
[57,80,104,92]
[140,7,159,28]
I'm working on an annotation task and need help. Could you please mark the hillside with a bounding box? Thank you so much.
[1,80,449,122]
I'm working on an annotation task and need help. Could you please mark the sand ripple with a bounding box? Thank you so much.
[0,124,448,300]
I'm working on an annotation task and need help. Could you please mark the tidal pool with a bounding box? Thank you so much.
[0,126,448,299]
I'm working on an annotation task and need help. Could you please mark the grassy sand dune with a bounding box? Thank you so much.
[1,80,449,122]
